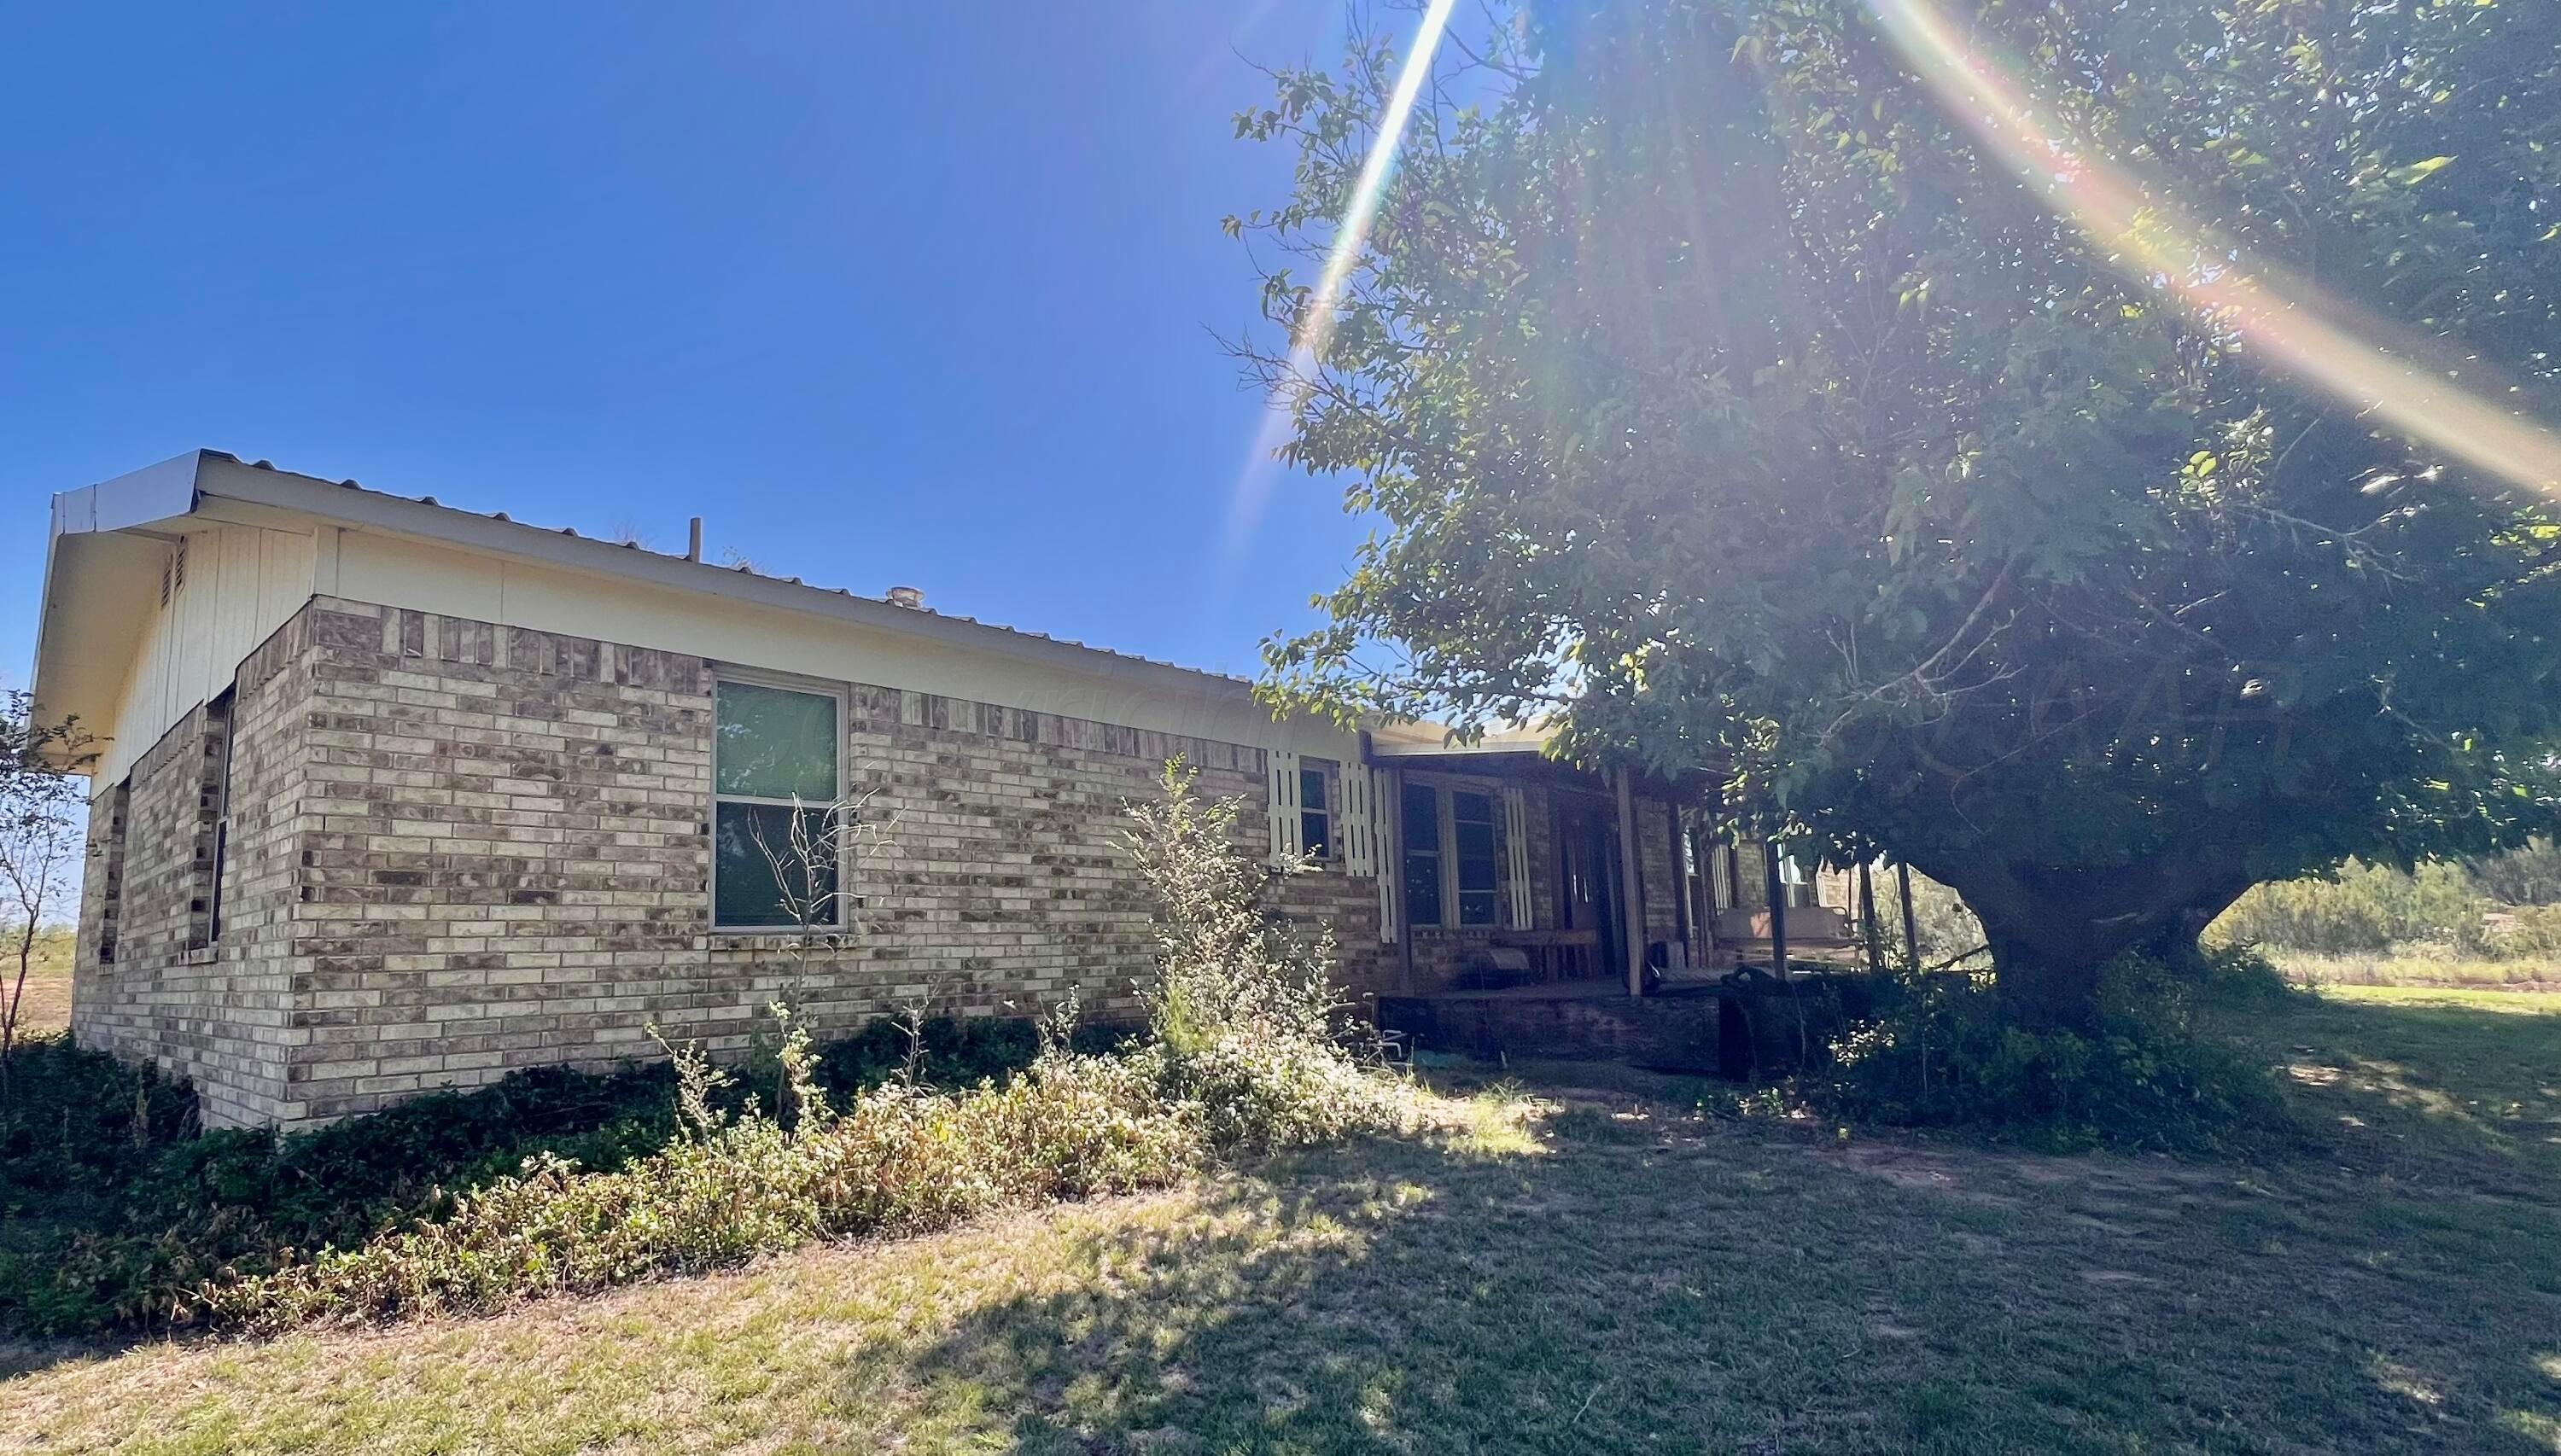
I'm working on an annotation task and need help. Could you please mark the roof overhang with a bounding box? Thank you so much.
[30,452,208,766]
[183,451,1268,703]
[1366,720,1555,760]
[32,450,1287,772]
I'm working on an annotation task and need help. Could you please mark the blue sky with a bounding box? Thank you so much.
[0,2,1366,689]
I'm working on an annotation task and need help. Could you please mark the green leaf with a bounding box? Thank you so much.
[2388,155,2456,185]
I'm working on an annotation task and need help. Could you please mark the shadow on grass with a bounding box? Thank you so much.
[818,994,2561,1454]
[7,993,2555,1453]
[2251,993,2561,1194]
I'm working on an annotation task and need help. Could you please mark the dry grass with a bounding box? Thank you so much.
[3,931,73,1040]
[3,990,2557,1453]
[2269,948,2561,993]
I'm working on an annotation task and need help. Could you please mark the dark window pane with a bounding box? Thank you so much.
[1403,853,1444,927]
[1401,783,1440,849]
[1302,810,1333,860]
[1299,766,1329,813]
[715,682,837,801]
[1447,790,1500,924]
[715,801,840,928]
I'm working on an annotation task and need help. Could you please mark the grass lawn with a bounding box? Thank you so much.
[5,985,2558,1454]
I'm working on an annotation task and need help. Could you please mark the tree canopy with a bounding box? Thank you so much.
[1238,0,2561,1023]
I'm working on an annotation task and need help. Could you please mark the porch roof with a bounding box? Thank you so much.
[1363,721,1704,801]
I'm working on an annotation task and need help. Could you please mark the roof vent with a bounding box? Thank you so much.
[886,585,926,610]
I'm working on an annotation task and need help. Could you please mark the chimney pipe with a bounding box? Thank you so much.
[686,516,703,562]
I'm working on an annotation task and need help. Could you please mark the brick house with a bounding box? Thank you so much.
[32,451,1832,1127]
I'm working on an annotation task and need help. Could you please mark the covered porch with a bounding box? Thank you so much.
[1356,726,1909,1070]
[1361,725,1870,993]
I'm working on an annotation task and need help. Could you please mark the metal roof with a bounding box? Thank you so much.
[45,449,1256,700]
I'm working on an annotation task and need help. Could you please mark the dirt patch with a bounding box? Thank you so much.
[1834,1144,2022,1208]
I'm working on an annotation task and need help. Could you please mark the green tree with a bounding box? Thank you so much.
[2,691,90,1080]
[1239,0,2561,1027]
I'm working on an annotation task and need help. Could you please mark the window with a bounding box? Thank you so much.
[1400,783,1505,929]
[712,678,843,929]
[1299,763,1334,861]
[1451,790,1499,927]
[206,689,236,945]
[1401,782,1443,928]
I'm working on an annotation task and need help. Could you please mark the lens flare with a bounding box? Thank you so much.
[1864,0,2561,498]
[1220,0,1463,573]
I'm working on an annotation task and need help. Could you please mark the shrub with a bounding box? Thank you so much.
[205,1014,1200,1331]
[1120,763,1414,1149]
[0,1010,1077,1337]
[1821,949,2296,1153]
[2493,904,2561,963]
[2212,859,2496,956]
[32,763,1415,1336]
[0,1035,198,1210]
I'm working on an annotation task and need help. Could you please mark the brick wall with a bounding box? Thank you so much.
[281,597,714,1121]
[274,597,1385,1124]
[68,591,1683,1127]
[71,613,313,1127]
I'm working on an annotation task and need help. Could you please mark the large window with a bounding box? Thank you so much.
[712,678,843,929]
[1400,782,1503,929]
[1299,762,1335,861]
[1450,789,1499,928]
[1401,782,1443,928]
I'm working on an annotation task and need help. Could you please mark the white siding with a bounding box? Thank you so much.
[329,528,1362,762]
[96,523,318,784]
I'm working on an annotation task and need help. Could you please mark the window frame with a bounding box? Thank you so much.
[1398,777,1508,932]
[1448,788,1500,929]
[1298,760,1337,865]
[1399,780,1444,929]
[709,667,851,934]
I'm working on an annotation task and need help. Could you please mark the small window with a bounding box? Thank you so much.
[712,678,843,929]
[206,689,236,945]
[1401,782,1443,928]
[1452,790,1500,927]
[1299,765,1334,861]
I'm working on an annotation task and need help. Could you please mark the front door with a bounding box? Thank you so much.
[1555,799,1625,981]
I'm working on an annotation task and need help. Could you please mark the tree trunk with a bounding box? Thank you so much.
[1926,857,2256,1034]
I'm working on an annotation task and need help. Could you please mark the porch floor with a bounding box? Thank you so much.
[1391,976,1682,1003]
[1378,976,1738,1074]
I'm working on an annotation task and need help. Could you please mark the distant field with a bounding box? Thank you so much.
[3,931,74,1039]
[2266,949,2561,993]
[2316,981,2561,1014]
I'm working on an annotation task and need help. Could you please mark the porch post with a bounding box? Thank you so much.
[1689,820,1717,964]
[1667,807,1692,965]
[1897,861,1921,970]
[1614,768,1648,997]
[1858,861,1884,973]
[1764,842,1791,981]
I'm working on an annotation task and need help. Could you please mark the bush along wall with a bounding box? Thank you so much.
[0,1013,1121,1337]
[5,766,1415,1338]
